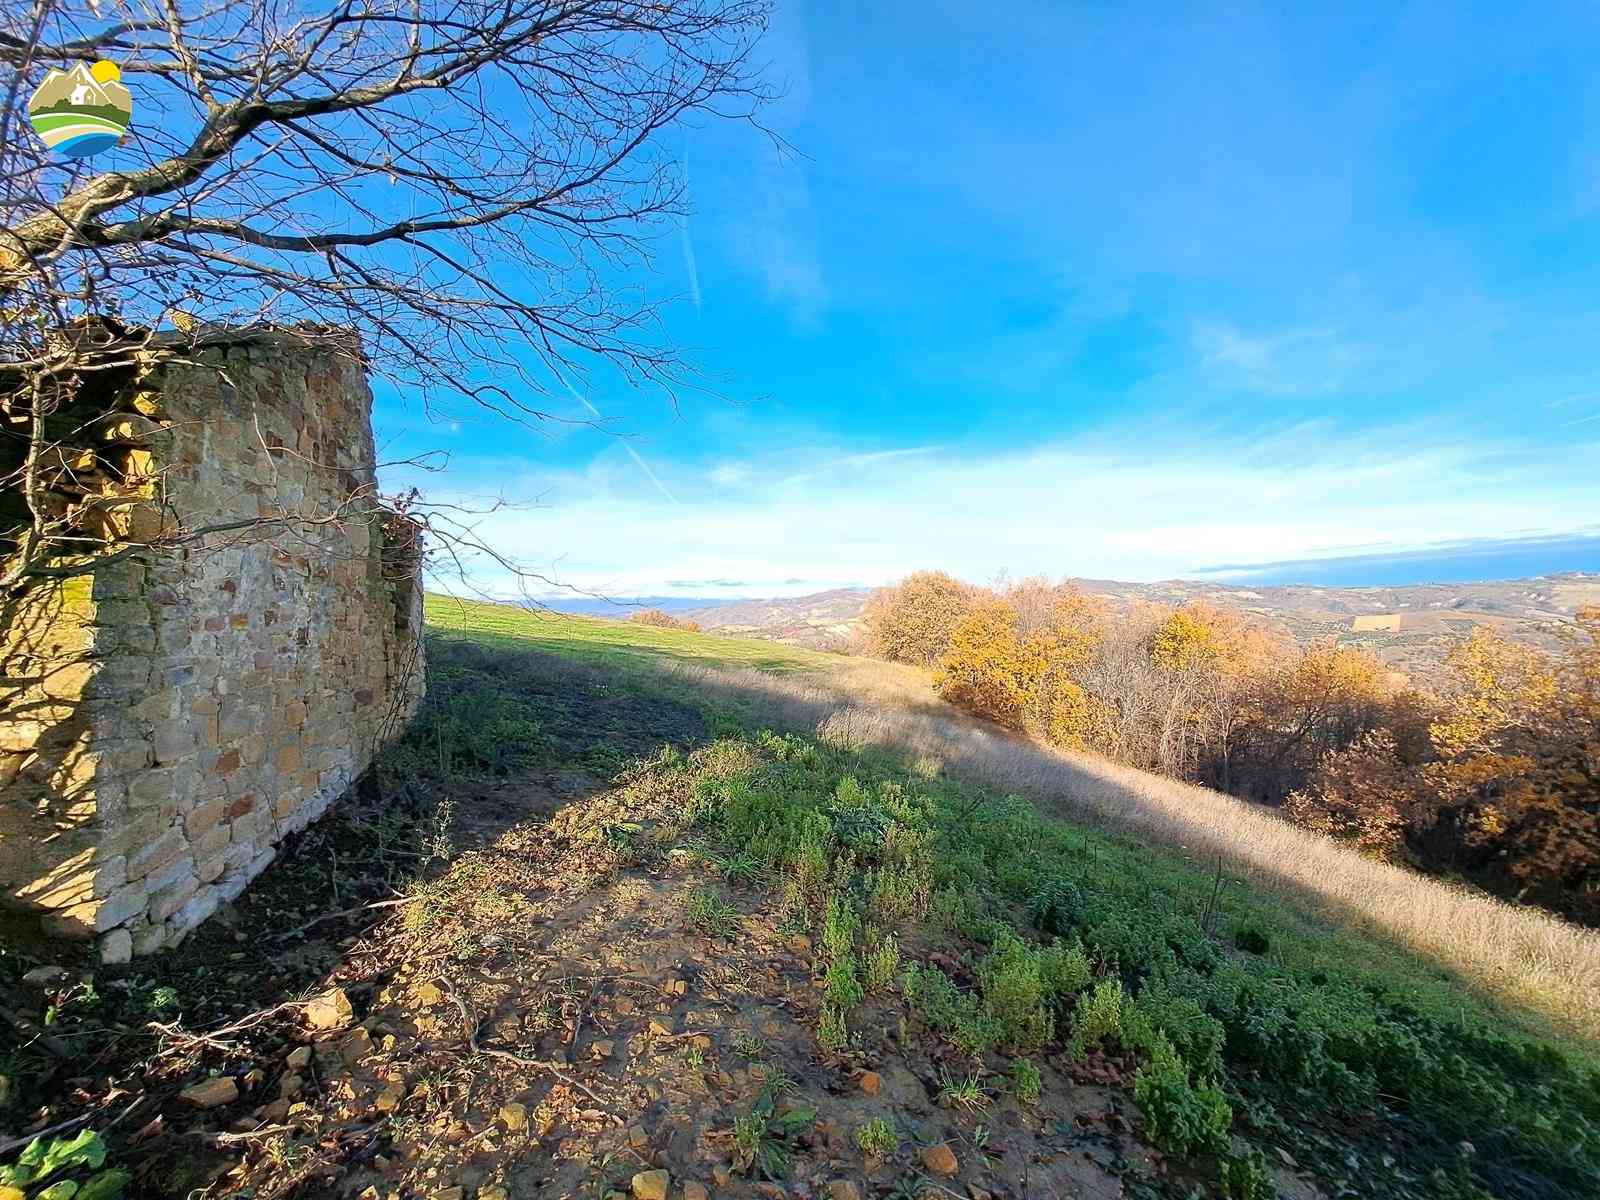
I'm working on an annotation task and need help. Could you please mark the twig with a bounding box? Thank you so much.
[1202,853,1224,936]
[271,895,417,942]
[0,1113,93,1157]
[443,983,617,1114]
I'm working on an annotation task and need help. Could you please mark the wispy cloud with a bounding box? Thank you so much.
[1194,321,1358,394]
[390,417,1600,598]
[678,136,702,314]
[552,370,679,505]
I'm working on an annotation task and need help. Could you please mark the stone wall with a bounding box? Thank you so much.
[0,332,423,961]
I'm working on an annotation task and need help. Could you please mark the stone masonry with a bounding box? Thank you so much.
[0,331,423,961]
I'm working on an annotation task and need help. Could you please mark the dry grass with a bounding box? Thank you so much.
[660,654,1600,1043]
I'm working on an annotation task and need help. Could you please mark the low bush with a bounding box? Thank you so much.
[649,726,1600,1200]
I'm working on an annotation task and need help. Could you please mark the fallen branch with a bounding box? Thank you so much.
[442,983,617,1115]
[272,896,418,943]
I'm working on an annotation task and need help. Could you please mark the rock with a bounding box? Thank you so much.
[682,1185,710,1200]
[920,1143,959,1177]
[786,934,813,955]
[340,1028,375,1066]
[627,1125,650,1149]
[828,1183,861,1200]
[968,1187,993,1200]
[22,965,68,987]
[375,1081,406,1113]
[479,1188,509,1200]
[304,987,353,1030]
[648,1016,674,1036]
[857,1071,881,1097]
[414,980,444,1006]
[631,1169,670,1200]
[499,1102,528,1132]
[592,1039,616,1059]
[434,1189,464,1200]
[181,1076,239,1108]
[278,1073,304,1100]
[100,929,133,965]
[755,1185,787,1199]
[286,1045,312,1070]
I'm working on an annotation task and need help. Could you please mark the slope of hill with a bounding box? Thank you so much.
[8,599,1596,1200]
[686,573,1600,683]
[682,587,874,651]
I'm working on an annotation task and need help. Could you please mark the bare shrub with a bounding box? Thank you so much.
[629,608,701,633]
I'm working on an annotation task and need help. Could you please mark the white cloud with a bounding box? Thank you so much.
[1194,320,1359,394]
[387,418,1600,600]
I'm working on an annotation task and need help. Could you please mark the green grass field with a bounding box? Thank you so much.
[424,593,834,673]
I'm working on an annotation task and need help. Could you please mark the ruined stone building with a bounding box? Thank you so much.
[1,331,424,961]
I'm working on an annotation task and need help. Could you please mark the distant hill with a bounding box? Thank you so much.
[681,587,874,652]
[682,573,1600,682]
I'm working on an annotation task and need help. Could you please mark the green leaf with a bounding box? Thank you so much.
[76,1169,130,1200]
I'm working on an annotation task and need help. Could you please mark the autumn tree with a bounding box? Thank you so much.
[934,599,1039,727]
[1284,729,1422,860]
[865,571,977,666]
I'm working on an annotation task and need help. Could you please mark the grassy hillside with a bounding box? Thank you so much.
[403,605,1599,1199]
[416,598,1600,1197]
[6,597,1596,1200]
[425,593,836,673]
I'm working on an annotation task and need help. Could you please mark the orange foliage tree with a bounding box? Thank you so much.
[864,571,977,666]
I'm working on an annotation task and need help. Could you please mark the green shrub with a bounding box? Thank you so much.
[1068,978,1124,1058]
[1012,1057,1043,1105]
[903,962,1000,1056]
[817,1004,849,1053]
[1219,1147,1276,1200]
[1133,1034,1232,1156]
[1123,976,1226,1080]
[864,930,901,993]
[855,1117,899,1160]
[823,954,865,1010]
[977,932,1057,1050]
[822,894,861,959]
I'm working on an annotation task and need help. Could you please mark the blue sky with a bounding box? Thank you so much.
[378,0,1600,600]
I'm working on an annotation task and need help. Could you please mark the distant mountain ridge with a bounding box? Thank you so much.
[680,573,1600,681]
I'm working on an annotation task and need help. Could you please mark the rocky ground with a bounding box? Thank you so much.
[2,744,1265,1200]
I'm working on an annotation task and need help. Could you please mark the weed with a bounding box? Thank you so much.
[938,1069,989,1112]
[1069,978,1125,1059]
[822,893,861,959]
[0,1129,129,1200]
[856,1117,900,1161]
[1133,1034,1232,1157]
[1012,1057,1042,1105]
[817,1003,850,1053]
[864,929,902,993]
[731,1079,816,1181]
[823,954,865,1010]
[1219,1147,1276,1200]
[682,1043,706,1071]
[732,1032,765,1060]
[683,885,740,937]
[723,851,764,887]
